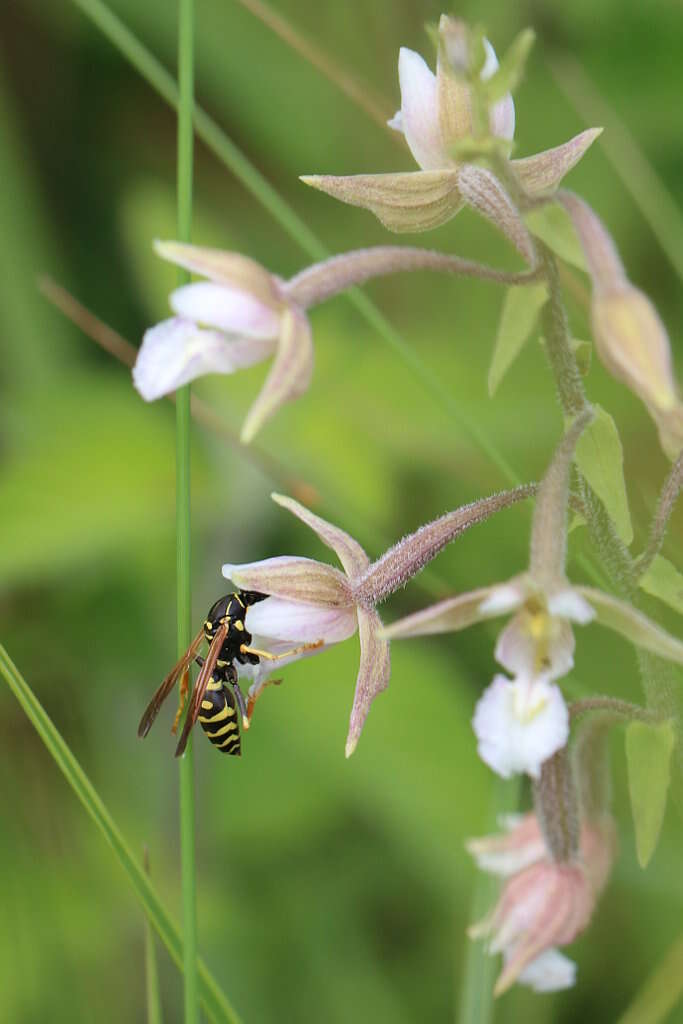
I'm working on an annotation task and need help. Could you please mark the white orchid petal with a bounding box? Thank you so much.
[238,635,330,691]
[169,282,280,338]
[479,580,527,615]
[222,555,352,607]
[396,47,446,170]
[387,110,403,133]
[240,305,314,443]
[495,610,575,680]
[466,839,546,877]
[490,93,516,141]
[481,39,515,141]
[515,949,577,992]
[132,318,268,400]
[473,675,569,779]
[345,607,391,757]
[245,597,358,644]
[548,589,595,624]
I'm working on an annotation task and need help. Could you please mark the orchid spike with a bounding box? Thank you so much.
[222,485,534,755]
[132,241,313,443]
[384,418,683,777]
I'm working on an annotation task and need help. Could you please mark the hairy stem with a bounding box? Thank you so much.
[284,246,543,309]
[635,452,683,580]
[533,748,580,861]
[353,484,536,608]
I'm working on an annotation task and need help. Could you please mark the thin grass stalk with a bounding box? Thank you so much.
[175,1,198,1022]
[144,849,164,1024]
[0,644,242,1024]
[457,776,521,1024]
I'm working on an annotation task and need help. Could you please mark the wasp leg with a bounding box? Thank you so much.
[195,655,205,667]
[239,640,323,662]
[171,669,191,735]
[231,681,250,731]
[246,677,283,723]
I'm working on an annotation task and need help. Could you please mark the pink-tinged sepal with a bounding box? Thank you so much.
[345,607,391,758]
[240,305,314,443]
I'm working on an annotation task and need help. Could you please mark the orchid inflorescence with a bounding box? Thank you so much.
[133,15,682,998]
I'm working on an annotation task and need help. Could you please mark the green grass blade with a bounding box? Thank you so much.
[144,849,164,1024]
[549,54,683,283]
[456,776,521,1024]
[175,1,199,1022]
[616,934,683,1024]
[69,0,519,487]
[0,643,242,1024]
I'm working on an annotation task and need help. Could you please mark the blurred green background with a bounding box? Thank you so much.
[1,1,682,1021]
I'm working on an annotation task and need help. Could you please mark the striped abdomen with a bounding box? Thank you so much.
[198,676,241,755]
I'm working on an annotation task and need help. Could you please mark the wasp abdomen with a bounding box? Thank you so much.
[197,676,241,756]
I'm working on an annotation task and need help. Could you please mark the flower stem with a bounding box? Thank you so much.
[176,1,197,1022]
[284,246,543,309]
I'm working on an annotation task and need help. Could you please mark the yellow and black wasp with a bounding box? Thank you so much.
[138,590,321,757]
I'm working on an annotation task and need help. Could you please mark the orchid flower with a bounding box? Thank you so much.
[467,812,616,995]
[302,16,601,237]
[133,241,313,443]
[384,412,683,777]
[222,485,534,755]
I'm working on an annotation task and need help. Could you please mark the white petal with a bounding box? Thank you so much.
[490,93,515,141]
[169,282,280,338]
[238,635,330,690]
[387,110,403,133]
[132,318,272,400]
[396,47,446,170]
[481,39,515,141]
[472,675,569,779]
[495,609,575,680]
[466,837,546,877]
[245,596,358,644]
[478,581,526,615]
[548,589,596,624]
[515,949,577,992]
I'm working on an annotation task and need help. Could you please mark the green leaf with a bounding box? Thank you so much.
[616,935,683,1024]
[639,555,683,615]
[488,283,548,395]
[625,719,675,868]
[525,203,587,270]
[574,404,633,545]
[484,28,536,103]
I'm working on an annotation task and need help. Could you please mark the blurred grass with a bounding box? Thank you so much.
[1,1,682,1022]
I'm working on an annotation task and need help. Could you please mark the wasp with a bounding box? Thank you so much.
[138,590,322,757]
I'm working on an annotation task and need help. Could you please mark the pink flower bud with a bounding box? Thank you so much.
[471,861,593,996]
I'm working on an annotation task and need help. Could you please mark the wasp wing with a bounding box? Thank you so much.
[174,622,228,758]
[137,628,205,739]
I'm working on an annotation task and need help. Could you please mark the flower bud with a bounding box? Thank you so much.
[559,192,683,458]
